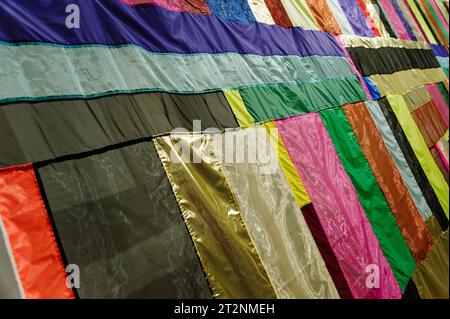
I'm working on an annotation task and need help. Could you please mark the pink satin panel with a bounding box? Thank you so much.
[122,0,183,11]
[378,0,411,40]
[427,83,449,128]
[276,113,401,299]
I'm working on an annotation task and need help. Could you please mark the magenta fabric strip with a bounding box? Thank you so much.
[276,113,402,299]
[336,36,371,99]
[427,83,449,128]
[122,0,183,11]
[378,0,411,40]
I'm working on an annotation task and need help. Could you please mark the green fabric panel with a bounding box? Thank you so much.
[320,107,416,292]
[239,77,366,123]
[437,82,449,106]
[0,42,355,104]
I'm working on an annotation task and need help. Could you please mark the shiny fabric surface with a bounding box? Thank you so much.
[212,127,338,298]
[320,107,416,291]
[378,0,411,39]
[248,0,276,24]
[305,0,342,34]
[238,78,366,123]
[426,83,449,127]
[388,95,449,217]
[366,100,433,221]
[344,103,433,263]
[0,44,354,103]
[263,0,293,28]
[276,113,401,299]
[0,91,238,167]
[337,0,375,37]
[205,0,256,23]
[327,0,355,34]
[39,143,211,299]
[280,0,319,29]
[155,134,276,299]
[411,101,448,148]
[0,1,344,58]
[0,164,74,299]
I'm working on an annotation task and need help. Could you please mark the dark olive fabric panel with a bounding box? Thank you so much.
[378,98,449,231]
[0,227,21,298]
[0,92,238,168]
[347,47,440,77]
[38,142,211,299]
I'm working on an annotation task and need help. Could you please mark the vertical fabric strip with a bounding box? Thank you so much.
[366,100,433,221]
[280,0,319,29]
[337,0,375,37]
[387,95,449,217]
[320,107,416,292]
[154,135,276,299]
[276,113,401,299]
[305,0,342,34]
[343,102,433,263]
[0,164,74,299]
[378,0,412,39]
[326,0,355,34]
[248,0,276,24]
[223,90,255,128]
[263,0,293,28]
[212,127,338,298]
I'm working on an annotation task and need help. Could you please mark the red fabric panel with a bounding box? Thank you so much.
[356,0,382,36]
[264,0,293,28]
[0,164,73,299]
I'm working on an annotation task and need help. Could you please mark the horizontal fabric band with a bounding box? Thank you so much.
[239,78,366,123]
[0,91,238,168]
[0,0,343,57]
[0,43,355,104]
[340,34,430,49]
[347,46,440,77]
[121,0,211,14]
[369,68,447,96]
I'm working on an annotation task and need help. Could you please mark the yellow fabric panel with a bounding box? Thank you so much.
[388,95,449,216]
[223,90,254,128]
[369,68,447,96]
[248,0,276,24]
[281,0,319,30]
[154,134,276,299]
[402,85,431,112]
[413,216,449,299]
[212,127,338,298]
[263,121,311,207]
[406,0,438,44]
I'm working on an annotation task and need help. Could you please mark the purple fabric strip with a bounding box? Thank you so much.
[391,0,417,41]
[276,113,401,299]
[337,0,374,37]
[431,44,449,57]
[0,0,344,57]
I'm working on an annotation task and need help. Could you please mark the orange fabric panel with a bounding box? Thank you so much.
[344,103,433,264]
[305,0,342,34]
[0,164,73,299]
[412,101,448,148]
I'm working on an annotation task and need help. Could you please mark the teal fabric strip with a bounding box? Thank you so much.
[320,106,416,292]
[0,43,355,103]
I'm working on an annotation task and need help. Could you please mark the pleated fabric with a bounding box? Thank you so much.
[377,98,449,231]
[320,107,416,292]
[387,95,449,217]
[155,134,276,299]
[276,113,401,299]
[212,127,339,298]
[38,143,211,299]
[343,103,433,263]
[412,216,449,298]
[0,91,238,168]
[366,100,433,221]
[0,164,74,299]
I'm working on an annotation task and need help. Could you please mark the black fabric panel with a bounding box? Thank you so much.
[38,141,211,299]
[0,227,21,298]
[378,98,449,231]
[402,279,421,299]
[347,47,440,77]
[0,91,238,168]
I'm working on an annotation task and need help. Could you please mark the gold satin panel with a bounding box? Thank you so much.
[402,85,431,112]
[340,34,430,49]
[154,134,276,299]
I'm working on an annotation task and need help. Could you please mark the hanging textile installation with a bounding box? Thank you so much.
[0,0,448,299]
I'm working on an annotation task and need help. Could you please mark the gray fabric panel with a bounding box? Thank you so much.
[366,100,433,221]
[0,91,238,167]
[38,142,211,299]
[0,220,21,299]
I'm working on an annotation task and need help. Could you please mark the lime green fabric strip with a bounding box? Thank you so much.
[320,106,416,292]
[238,77,366,123]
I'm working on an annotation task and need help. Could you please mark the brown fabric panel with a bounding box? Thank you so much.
[305,0,342,34]
[412,216,449,299]
[430,146,449,184]
[301,204,353,299]
[264,0,293,28]
[411,101,447,148]
[344,102,433,264]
